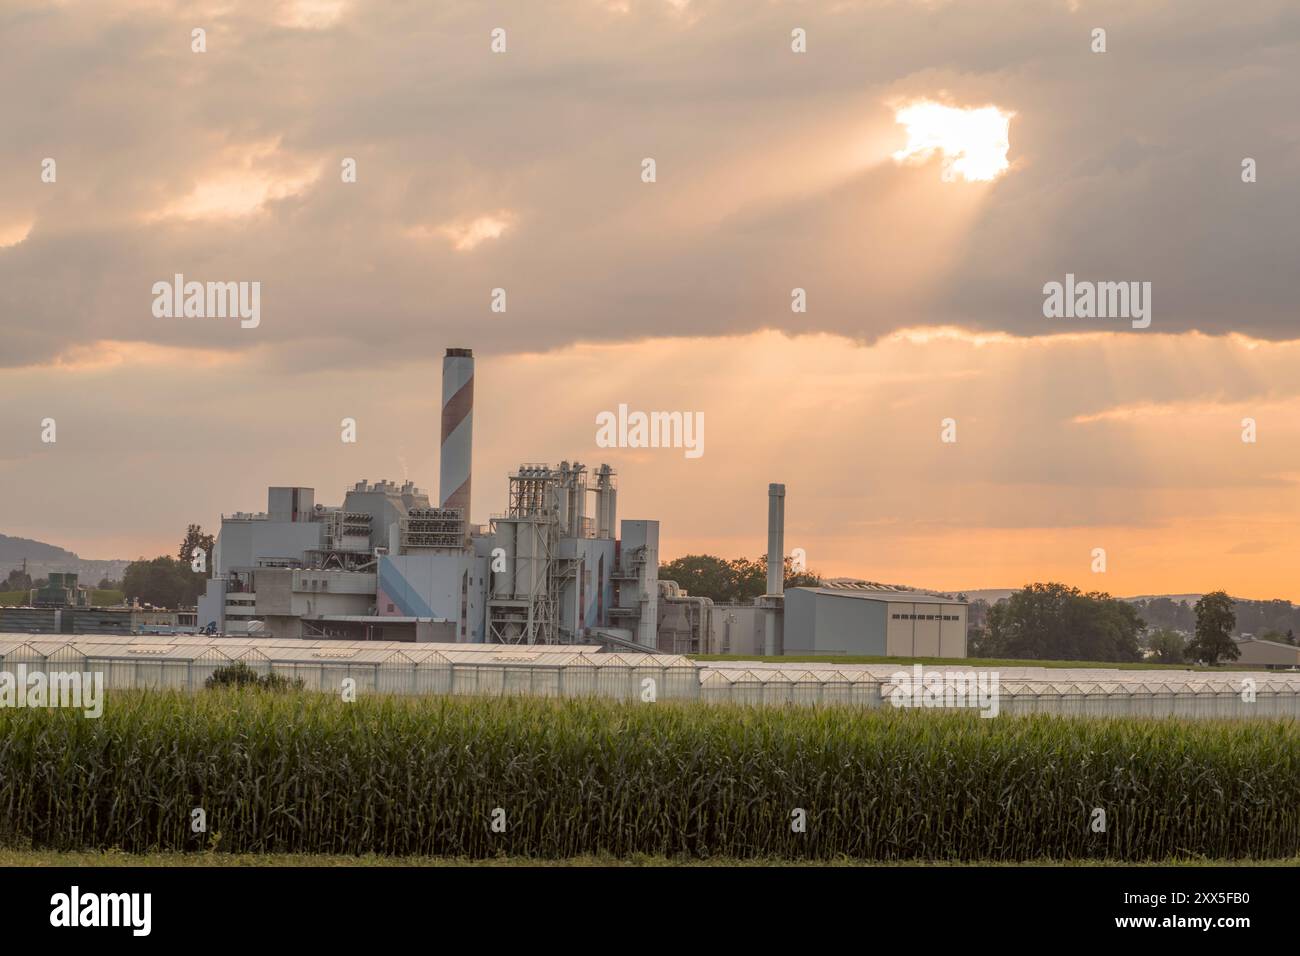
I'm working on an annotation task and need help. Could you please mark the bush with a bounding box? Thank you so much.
[204,662,303,692]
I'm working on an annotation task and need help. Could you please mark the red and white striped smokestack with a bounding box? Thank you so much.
[440,348,474,520]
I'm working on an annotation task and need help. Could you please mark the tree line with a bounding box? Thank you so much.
[656,554,821,604]
[117,525,214,609]
[658,557,1255,666]
[972,583,1242,665]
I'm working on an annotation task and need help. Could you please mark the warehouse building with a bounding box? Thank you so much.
[1232,636,1300,670]
[784,586,967,658]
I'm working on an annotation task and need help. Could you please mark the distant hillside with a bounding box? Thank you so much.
[0,534,78,563]
[0,534,131,587]
[957,589,1205,606]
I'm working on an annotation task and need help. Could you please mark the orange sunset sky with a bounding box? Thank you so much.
[2,0,1298,600]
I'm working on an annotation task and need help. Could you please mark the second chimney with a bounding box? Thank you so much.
[440,348,474,522]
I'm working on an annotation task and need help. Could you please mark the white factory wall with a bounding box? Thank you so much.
[618,519,659,648]
[267,487,315,522]
[254,568,377,618]
[197,578,225,632]
[378,553,488,642]
[555,536,616,638]
[709,604,766,656]
[216,518,324,575]
[342,482,429,550]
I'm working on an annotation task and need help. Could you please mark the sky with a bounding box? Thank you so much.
[2,0,1298,600]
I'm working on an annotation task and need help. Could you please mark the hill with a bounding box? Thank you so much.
[0,533,79,563]
[0,534,131,587]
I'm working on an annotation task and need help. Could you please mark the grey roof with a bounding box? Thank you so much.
[791,587,966,606]
[1234,636,1300,651]
[820,579,923,592]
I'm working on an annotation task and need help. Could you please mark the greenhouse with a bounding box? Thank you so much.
[1,633,1298,716]
[0,635,699,702]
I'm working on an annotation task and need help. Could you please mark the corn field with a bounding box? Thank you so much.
[1,690,1297,860]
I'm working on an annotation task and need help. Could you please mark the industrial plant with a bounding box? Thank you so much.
[198,348,672,652]
[191,346,970,658]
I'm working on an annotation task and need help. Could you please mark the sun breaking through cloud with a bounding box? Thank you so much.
[892,101,1013,183]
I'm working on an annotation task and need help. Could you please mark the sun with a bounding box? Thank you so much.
[892,100,1013,183]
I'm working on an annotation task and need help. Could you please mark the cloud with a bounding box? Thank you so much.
[1,0,1298,372]
[0,219,33,248]
[406,211,517,251]
[274,0,350,31]
[143,140,323,222]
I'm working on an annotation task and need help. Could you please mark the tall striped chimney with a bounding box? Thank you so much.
[440,348,474,521]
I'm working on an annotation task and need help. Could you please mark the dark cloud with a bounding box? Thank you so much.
[1,0,1297,374]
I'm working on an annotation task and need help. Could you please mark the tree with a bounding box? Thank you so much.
[965,598,991,638]
[179,524,215,576]
[656,553,821,604]
[1229,597,1299,638]
[964,597,994,656]
[96,578,121,590]
[782,556,822,592]
[980,583,1144,662]
[122,556,206,608]
[658,555,743,603]
[1147,628,1186,664]
[1186,591,1239,665]
[4,568,33,591]
[1132,596,1196,634]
